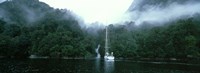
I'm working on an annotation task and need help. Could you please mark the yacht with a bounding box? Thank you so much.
[104,27,115,60]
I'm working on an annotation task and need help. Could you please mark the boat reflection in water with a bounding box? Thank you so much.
[104,60,115,73]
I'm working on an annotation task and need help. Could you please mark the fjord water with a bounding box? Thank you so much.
[0,59,200,73]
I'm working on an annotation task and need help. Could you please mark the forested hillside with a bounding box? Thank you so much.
[0,0,200,59]
[0,0,96,58]
[101,17,200,59]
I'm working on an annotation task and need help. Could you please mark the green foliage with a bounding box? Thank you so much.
[0,20,6,33]
[0,34,11,56]
[0,0,94,58]
[0,0,200,59]
[96,18,200,59]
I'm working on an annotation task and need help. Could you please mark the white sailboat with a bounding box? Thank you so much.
[104,27,115,60]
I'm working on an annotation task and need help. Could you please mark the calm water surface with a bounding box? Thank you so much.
[0,59,200,73]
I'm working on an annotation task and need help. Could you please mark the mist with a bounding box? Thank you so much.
[1,0,200,27]
[0,0,5,3]
[55,0,200,27]
[0,0,75,25]
[81,0,200,28]
[0,0,44,24]
[127,0,200,25]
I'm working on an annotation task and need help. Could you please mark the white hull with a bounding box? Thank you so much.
[104,56,115,60]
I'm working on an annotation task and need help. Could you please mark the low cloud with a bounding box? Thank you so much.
[127,0,200,25]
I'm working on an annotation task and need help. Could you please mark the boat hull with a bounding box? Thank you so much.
[104,56,115,60]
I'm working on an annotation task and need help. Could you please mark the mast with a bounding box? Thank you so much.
[105,27,109,55]
[104,26,115,60]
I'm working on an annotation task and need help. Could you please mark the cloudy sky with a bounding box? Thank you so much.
[1,0,199,26]
[39,0,134,24]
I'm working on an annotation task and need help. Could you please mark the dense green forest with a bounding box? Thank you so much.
[0,0,200,59]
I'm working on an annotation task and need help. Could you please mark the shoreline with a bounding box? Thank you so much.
[1,55,200,63]
[1,57,200,66]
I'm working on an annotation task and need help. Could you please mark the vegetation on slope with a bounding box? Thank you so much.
[0,0,200,59]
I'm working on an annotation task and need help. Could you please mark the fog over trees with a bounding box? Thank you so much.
[0,0,200,60]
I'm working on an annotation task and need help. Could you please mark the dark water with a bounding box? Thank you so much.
[0,59,200,73]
